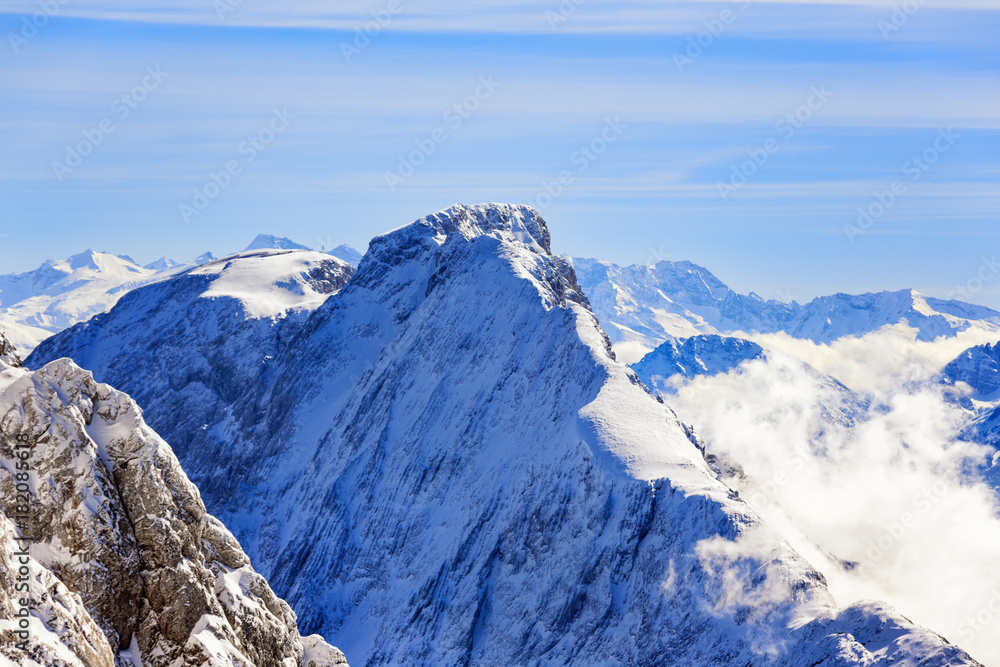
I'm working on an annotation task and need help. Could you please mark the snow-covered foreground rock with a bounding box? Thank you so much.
[0,330,347,666]
[30,204,985,666]
[572,257,1000,362]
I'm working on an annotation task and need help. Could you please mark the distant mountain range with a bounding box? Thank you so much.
[571,257,1000,362]
[0,237,362,355]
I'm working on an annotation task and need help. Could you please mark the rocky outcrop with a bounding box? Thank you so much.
[0,337,347,666]
[1,330,21,368]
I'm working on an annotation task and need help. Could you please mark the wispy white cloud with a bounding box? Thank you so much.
[668,332,1000,665]
[1,0,997,34]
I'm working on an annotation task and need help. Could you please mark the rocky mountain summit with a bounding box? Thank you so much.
[0,330,347,666]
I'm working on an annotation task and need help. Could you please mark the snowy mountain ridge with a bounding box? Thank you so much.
[630,334,765,395]
[244,234,311,252]
[29,203,985,666]
[572,257,1000,362]
[0,249,209,355]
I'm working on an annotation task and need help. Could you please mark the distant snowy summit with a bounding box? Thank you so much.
[631,334,764,394]
[0,232,359,355]
[0,249,194,354]
[572,257,1000,361]
[244,234,363,266]
[244,234,311,252]
[326,244,362,266]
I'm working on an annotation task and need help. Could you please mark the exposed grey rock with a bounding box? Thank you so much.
[0,343,347,666]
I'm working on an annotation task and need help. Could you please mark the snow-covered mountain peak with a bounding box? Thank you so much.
[191,249,353,319]
[632,334,765,393]
[143,256,180,271]
[244,234,311,252]
[356,203,589,316]
[409,202,553,254]
[574,258,1000,361]
[25,207,986,666]
[327,244,363,266]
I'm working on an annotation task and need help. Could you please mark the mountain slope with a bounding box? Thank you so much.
[573,258,1000,361]
[941,341,1000,486]
[0,331,347,666]
[27,249,354,492]
[0,249,214,355]
[29,204,982,666]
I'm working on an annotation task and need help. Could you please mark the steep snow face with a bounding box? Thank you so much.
[26,250,353,489]
[631,335,764,394]
[28,204,982,666]
[572,258,1000,361]
[944,342,1000,398]
[0,249,204,355]
[244,235,312,252]
[0,337,347,666]
[941,342,1000,485]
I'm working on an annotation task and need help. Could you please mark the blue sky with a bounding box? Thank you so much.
[0,0,998,306]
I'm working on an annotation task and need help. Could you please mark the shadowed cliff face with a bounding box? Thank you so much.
[24,204,986,666]
[0,339,347,667]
